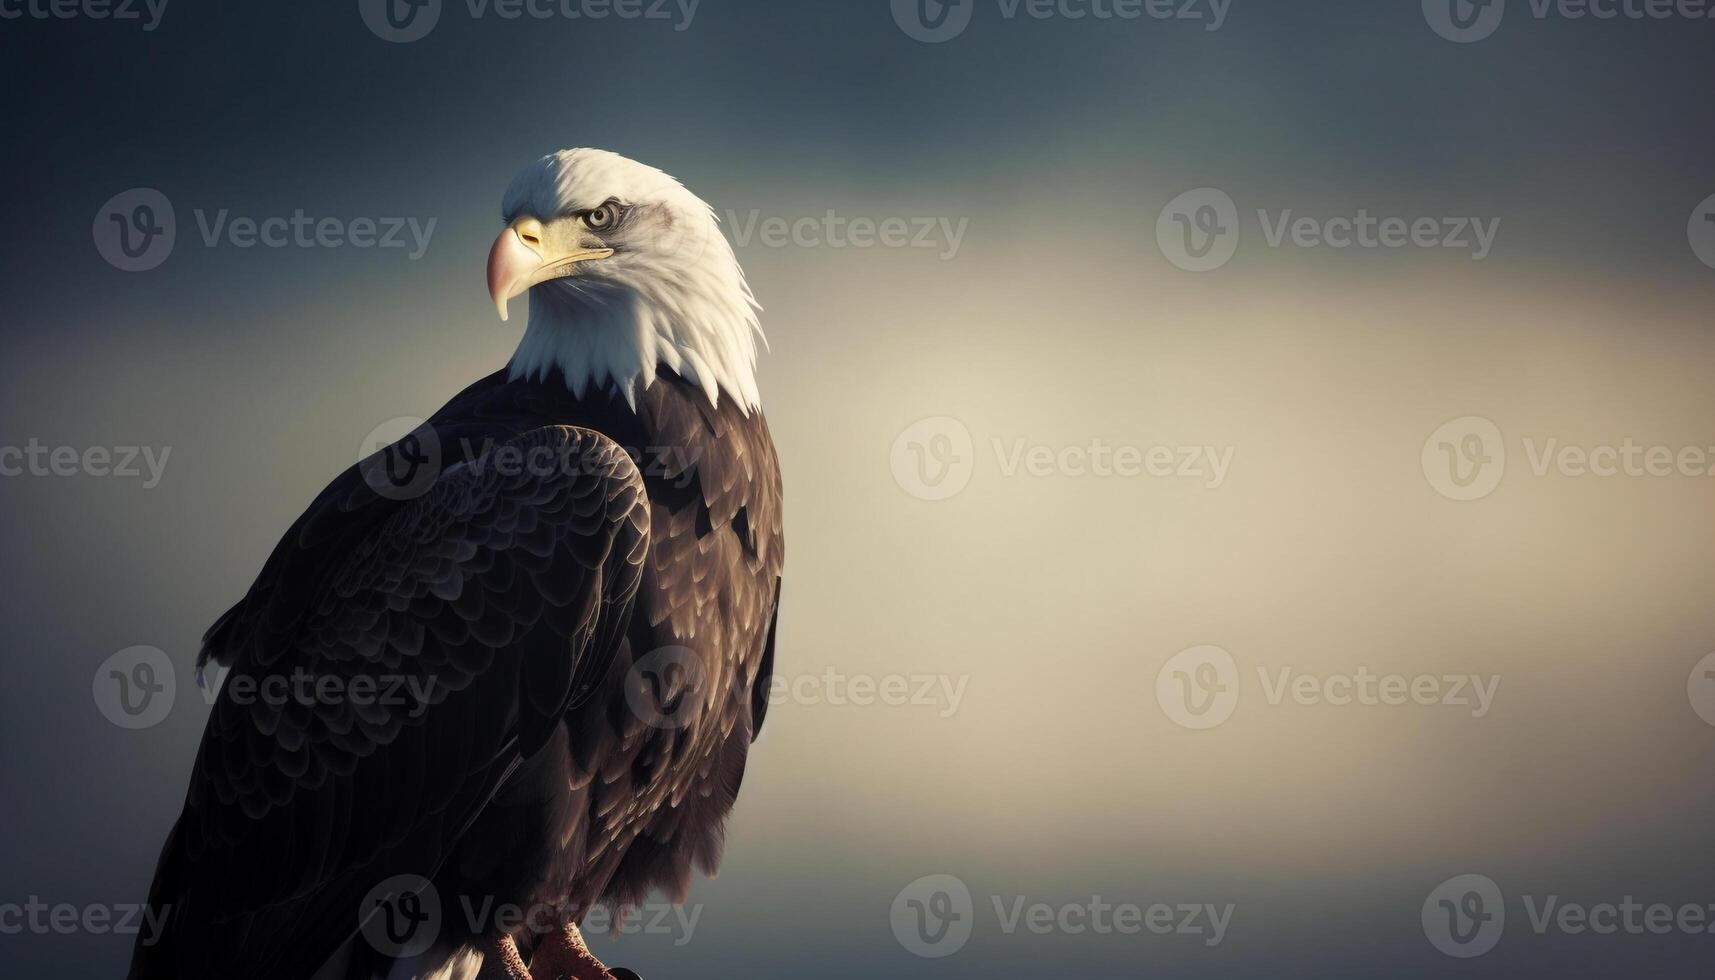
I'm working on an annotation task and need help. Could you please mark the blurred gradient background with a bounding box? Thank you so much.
[4,0,1715,976]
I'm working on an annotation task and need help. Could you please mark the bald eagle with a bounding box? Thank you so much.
[129,149,785,980]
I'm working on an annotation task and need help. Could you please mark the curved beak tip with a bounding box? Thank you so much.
[487,228,530,323]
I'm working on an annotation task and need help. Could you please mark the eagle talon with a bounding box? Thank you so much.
[527,922,619,980]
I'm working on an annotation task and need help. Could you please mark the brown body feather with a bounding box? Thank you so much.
[130,369,783,980]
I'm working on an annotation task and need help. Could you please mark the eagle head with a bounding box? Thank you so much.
[489,148,763,412]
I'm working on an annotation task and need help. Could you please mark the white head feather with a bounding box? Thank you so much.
[500,148,764,413]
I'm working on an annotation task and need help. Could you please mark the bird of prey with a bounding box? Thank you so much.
[129,149,785,980]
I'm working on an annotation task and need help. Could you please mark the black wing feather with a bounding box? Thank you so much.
[130,425,649,980]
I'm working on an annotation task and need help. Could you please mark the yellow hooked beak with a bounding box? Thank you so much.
[485,215,615,322]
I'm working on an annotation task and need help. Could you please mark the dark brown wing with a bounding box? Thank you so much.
[129,426,649,980]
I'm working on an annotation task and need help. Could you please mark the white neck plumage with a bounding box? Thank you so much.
[507,234,764,414]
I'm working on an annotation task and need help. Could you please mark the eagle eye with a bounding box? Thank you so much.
[582,202,623,232]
